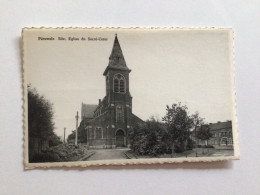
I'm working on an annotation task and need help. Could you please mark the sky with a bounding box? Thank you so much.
[24,28,235,139]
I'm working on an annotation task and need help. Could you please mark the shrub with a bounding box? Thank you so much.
[129,117,168,156]
[174,143,185,153]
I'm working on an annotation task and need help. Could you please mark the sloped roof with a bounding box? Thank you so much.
[209,121,232,131]
[103,34,131,75]
[81,103,98,119]
[131,113,145,124]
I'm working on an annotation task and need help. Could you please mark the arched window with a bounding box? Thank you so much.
[113,74,125,93]
[116,106,124,122]
[114,78,119,92]
[120,79,125,93]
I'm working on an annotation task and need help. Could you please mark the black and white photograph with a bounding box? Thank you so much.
[23,28,239,168]
[3,1,260,194]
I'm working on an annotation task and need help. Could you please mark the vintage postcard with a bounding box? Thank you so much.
[22,28,239,169]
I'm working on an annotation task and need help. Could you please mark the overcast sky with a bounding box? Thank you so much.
[24,29,235,139]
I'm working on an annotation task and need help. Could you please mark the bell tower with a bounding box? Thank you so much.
[103,34,132,146]
[103,34,132,105]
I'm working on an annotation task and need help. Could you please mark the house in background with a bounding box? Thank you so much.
[208,121,233,146]
[192,121,233,148]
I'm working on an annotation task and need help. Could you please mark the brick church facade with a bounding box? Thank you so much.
[79,34,143,149]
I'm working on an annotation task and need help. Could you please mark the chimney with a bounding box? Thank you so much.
[99,99,101,104]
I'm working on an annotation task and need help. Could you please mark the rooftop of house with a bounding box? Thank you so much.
[209,121,232,131]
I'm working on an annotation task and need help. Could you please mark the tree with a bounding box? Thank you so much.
[195,124,212,145]
[28,85,60,161]
[128,121,147,155]
[191,112,205,132]
[129,103,204,156]
[191,111,205,145]
[145,116,168,155]
[162,102,195,153]
[129,116,167,156]
[77,119,92,143]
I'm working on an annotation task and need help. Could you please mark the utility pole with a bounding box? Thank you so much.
[63,128,66,144]
[75,111,79,146]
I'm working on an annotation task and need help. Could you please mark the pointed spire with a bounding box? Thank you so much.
[108,34,127,67]
[103,34,131,75]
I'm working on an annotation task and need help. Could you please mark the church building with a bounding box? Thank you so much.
[80,34,143,149]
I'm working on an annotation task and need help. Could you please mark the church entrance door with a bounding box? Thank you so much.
[116,129,125,147]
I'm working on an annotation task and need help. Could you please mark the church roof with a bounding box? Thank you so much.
[81,103,98,119]
[103,34,131,75]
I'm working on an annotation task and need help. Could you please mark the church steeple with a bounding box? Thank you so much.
[103,34,131,76]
